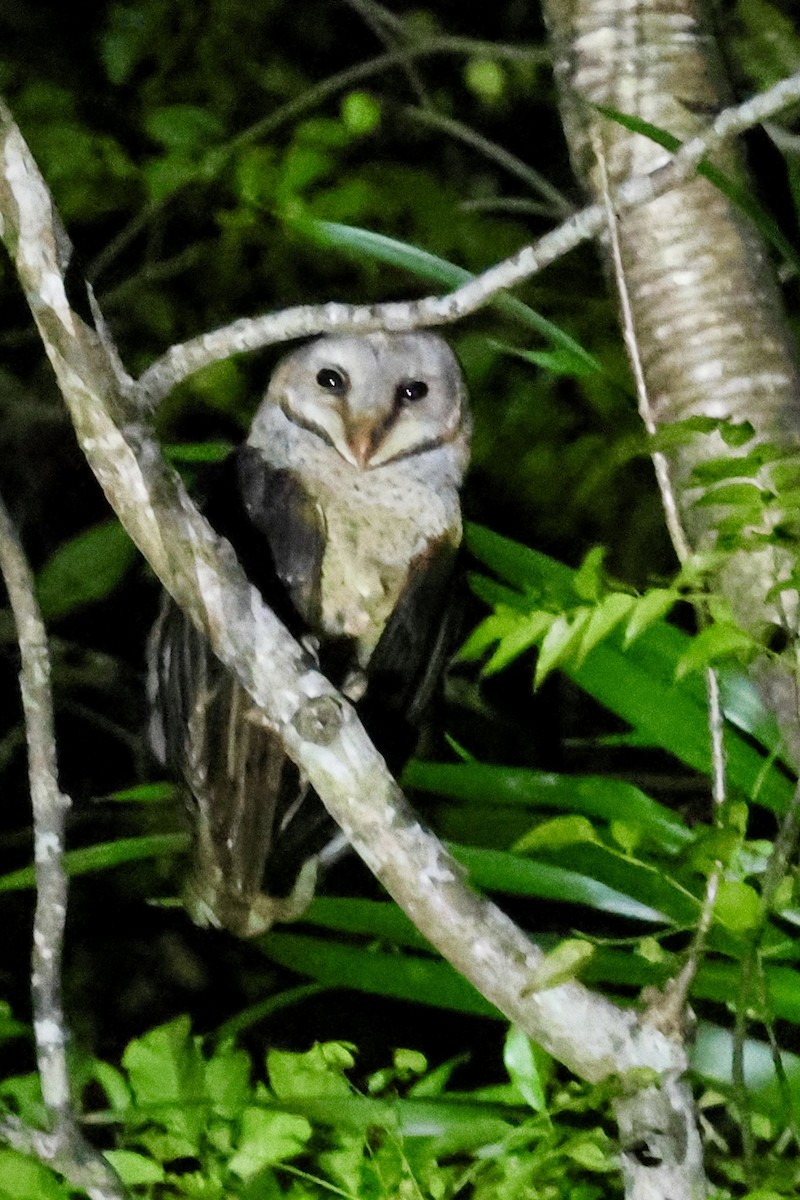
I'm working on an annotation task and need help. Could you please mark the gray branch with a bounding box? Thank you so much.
[137,69,800,407]
[0,494,124,1199]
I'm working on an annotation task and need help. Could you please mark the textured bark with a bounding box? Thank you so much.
[542,0,800,765]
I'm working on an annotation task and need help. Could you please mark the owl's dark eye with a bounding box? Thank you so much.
[316,367,348,394]
[396,380,429,405]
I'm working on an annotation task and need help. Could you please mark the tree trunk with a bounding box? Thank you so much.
[541,0,800,762]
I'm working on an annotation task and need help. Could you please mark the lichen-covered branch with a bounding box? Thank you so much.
[0,492,124,1199]
[0,96,704,1198]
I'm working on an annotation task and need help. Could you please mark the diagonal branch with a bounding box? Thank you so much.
[136,69,800,407]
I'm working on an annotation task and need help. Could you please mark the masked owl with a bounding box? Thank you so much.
[149,331,471,936]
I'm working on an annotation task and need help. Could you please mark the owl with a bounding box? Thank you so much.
[148,331,471,936]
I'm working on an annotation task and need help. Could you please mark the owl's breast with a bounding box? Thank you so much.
[315,472,458,663]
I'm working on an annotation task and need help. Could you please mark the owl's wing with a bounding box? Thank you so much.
[149,596,338,936]
[149,450,336,936]
[357,537,460,772]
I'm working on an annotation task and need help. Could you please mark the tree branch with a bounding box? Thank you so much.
[0,492,124,1199]
[137,68,800,407]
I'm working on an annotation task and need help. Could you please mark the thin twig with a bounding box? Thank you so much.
[0,493,124,1199]
[404,105,573,216]
[595,125,727,1029]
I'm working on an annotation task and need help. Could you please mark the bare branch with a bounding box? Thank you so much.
[0,493,124,1199]
[137,68,800,407]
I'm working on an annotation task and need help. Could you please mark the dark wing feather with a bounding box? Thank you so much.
[149,451,335,936]
[357,538,460,772]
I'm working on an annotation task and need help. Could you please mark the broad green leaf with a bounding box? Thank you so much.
[229,1109,312,1178]
[103,1151,164,1186]
[676,623,758,678]
[260,932,498,1018]
[0,833,187,893]
[204,1043,251,1120]
[122,1016,206,1151]
[36,520,137,620]
[451,844,675,922]
[303,897,432,951]
[693,482,766,507]
[0,1150,68,1200]
[293,219,601,370]
[267,1043,354,1102]
[145,104,225,151]
[714,880,762,932]
[403,761,691,853]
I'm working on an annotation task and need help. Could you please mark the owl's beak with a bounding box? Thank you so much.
[345,420,381,468]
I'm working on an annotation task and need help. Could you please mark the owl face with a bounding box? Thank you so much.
[263,332,469,470]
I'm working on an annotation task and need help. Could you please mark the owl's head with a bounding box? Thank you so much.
[255,331,470,471]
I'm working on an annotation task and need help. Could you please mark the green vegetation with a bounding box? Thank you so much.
[2,0,800,1196]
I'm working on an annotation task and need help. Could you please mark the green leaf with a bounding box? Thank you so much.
[597,105,800,276]
[0,1150,68,1200]
[464,526,795,811]
[693,482,766,507]
[340,91,381,136]
[573,546,606,602]
[204,1043,251,1120]
[163,440,235,464]
[503,1026,549,1112]
[229,1109,312,1179]
[576,592,636,663]
[36,520,137,620]
[624,589,679,645]
[676,623,758,677]
[267,1043,355,1102]
[483,610,552,675]
[292,220,602,371]
[514,815,599,852]
[403,761,691,853]
[714,880,762,932]
[145,105,224,151]
[0,833,187,893]
[523,939,595,992]
[103,1151,165,1186]
[260,933,498,1018]
[451,844,677,923]
[122,1016,206,1152]
[535,610,591,684]
[464,58,507,104]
